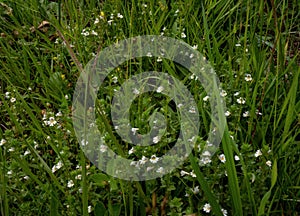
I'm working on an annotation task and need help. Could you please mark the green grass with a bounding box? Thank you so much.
[0,0,299,215]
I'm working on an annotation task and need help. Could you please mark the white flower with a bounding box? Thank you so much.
[90,30,98,36]
[75,174,82,180]
[133,88,140,95]
[234,155,240,161]
[0,139,6,146]
[100,144,108,153]
[181,32,186,38]
[219,154,226,163]
[81,29,89,36]
[146,52,152,57]
[5,92,10,99]
[220,90,227,97]
[225,111,231,117]
[190,73,198,80]
[130,161,138,167]
[88,206,92,213]
[7,170,13,175]
[180,170,190,176]
[55,111,62,117]
[48,117,57,126]
[243,111,250,117]
[117,13,123,18]
[200,157,212,165]
[157,56,162,62]
[256,109,262,116]
[67,180,74,188]
[81,139,88,146]
[235,43,241,47]
[254,149,262,157]
[52,161,63,173]
[8,147,15,152]
[156,167,164,174]
[139,156,148,165]
[245,73,252,82]
[131,128,139,135]
[188,106,196,113]
[203,203,211,213]
[190,170,196,177]
[192,186,200,194]
[107,20,113,25]
[156,86,164,93]
[24,176,30,180]
[202,151,211,157]
[221,208,228,216]
[266,160,272,167]
[237,97,246,104]
[128,147,135,155]
[175,9,180,13]
[111,76,118,84]
[24,150,30,156]
[234,92,240,96]
[10,97,16,103]
[192,45,198,50]
[177,103,183,108]
[146,166,153,172]
[203,96,209,102]
[150,155,159,163]
[94,17,100,24]
[153,136,160,144]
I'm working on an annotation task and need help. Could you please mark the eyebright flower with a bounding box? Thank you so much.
[67,180,74,188]
[237,97,246,104]
[190,170,196,177]
[139,156,148,165]
[48,117,57,126]
[222,208,228,216]
[0,139,6,146]
[203,96,209,102]
[180,170,190,176]
[131,128,139,135]
[266,160,272,167]
[225,111,231,117]
[234,155,240,161]
[153,136,160,144]
[192,186,200,194]
[100,144,108,153]
[156,86,164,93]
[219,154,226,163]
[156,167,164,174]
[220,90,227,97]
[150,155,159,164]
[128,147,135,155]
[243,111,250,117]
[203,203,211,213]
[52,161,63,173]
[254,149,262,157]
[200,157,212,165]
[245,73,252,82]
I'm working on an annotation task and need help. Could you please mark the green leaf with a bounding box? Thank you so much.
[94,202,107,216]
[90,173,109,187]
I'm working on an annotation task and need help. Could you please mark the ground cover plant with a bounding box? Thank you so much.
[0,0,299,215]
